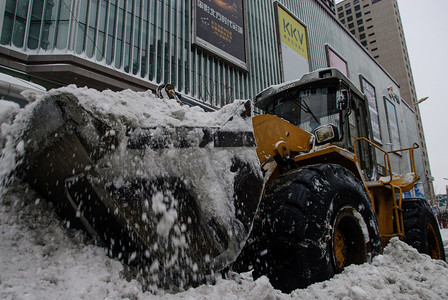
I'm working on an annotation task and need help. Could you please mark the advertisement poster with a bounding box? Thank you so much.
[275,3,310,81]
[414,182,426,198]
[384,97,401,151]
[361,76,382,143]
[193,0,248,70]
[327,46,348,77]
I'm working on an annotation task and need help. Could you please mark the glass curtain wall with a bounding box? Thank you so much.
[0,0,281,106]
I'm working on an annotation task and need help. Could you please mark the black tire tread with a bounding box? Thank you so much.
[247,163,381,292]
[402,198,446,261]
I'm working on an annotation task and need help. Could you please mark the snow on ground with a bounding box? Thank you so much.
[1,184,448,300]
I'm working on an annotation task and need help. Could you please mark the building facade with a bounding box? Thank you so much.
[336,0,434,202]
[320,0,336,14]
[0,0,430,198]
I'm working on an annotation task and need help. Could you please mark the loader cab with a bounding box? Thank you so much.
[255,68,375,178]
[264,81,345,147]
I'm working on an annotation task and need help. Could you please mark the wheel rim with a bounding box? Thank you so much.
[426,223,443,260]
[332,206,367,272]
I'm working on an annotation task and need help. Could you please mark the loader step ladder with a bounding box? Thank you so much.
[353,137,419,241]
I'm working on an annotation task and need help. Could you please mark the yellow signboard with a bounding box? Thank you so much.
[277,6,309,61]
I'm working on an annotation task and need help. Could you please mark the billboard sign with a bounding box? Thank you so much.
[193,0,248,70]
[274,3,310,81]
[326,45,348,77]
[360,76,382,143]
[384,97,402,151]
[414,181,426,198]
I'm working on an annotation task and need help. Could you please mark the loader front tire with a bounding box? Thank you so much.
[402,198,446,261]
[251,164,381,293]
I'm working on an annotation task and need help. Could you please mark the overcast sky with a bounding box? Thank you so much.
[397,0,448,195]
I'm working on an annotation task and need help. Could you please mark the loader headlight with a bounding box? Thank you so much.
[314,124,340,145]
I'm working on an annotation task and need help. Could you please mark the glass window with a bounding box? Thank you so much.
[55,0,70,49]
[140,0,149,77]
[338,12,344,18]
[346,8,352,15]
[55,21,69,49]
[123,9,133,72]
[41,0,57,50]
[360,33,366,39]
[132,7,141,75]
[155,4,163,82]
[348,102,359,144]
[1,14,14,45]
[96,0,107,61]
[267,85,341,134]
[12,0,30,48]
[106,35,114,64]
[89,0,98,26]
[357,19,363,25]
[4,0,16,13]
[76,0,88,54]
[148,0,157,80]
[98,0,107,32]
[115,2,125,68]
[28,0,44,50]
[358,26,365,32]
[106,1,116,64]
[13,19,26,48]
[356,12,362,18]
[347,16,353,22]
[348,23,354,29]
[355,5,361,11]
[86,26,96,58]
[86,0,98,58]
[1,0,17,44]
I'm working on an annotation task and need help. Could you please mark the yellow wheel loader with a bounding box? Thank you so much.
[235,68,445,292]
[2,68,444,292]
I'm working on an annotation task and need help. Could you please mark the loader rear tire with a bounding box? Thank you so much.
[402,198,446,261]
[251,164,381,293]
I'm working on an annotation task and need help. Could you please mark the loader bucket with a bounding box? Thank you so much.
[6,87,264,289]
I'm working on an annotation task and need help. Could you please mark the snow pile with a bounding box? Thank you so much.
[1,185,448,299]
[48,85,252,130]
[0,87,264,291]
[291,237,448,299]
[0,100,21,179]
[0,185,153,299]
